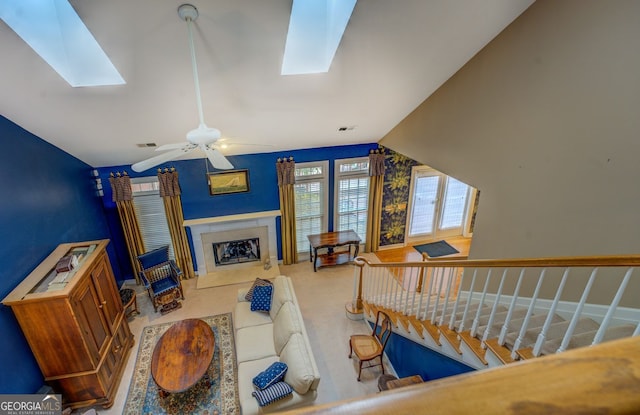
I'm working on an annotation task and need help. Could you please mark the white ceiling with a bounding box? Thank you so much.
[0,0,534,168]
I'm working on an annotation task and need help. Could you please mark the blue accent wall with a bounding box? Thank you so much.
[0,115,115,393]
[371,322,475,382]
[98,143,377,278]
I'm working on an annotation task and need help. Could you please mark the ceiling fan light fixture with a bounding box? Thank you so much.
[132,3,235,173]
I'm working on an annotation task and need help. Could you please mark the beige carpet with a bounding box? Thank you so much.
[196,263,281,289]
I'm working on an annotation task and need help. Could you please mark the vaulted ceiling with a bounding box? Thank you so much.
[0,0,534,168]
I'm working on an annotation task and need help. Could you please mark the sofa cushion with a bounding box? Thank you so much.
[252,382,293,407]
[269,276,294,319]
[273,301,302,354]
[251,284,273,312]
[245,278,273,301]
[252,361,288,390]
[279,333,315,395]
[234,301,272,330]
[236,324,277,363]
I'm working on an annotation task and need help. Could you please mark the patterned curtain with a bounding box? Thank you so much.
[365,149,385,253]
[277,157,298,264]
[109,171,145,283]
[158,168,195,279]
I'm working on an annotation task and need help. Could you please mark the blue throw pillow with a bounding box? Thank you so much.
[245,278,273,301]
[252,362,288,390]
[250,284,273,312]
[252,381,293,407]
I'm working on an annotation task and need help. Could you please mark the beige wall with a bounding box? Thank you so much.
[379,0,640,306]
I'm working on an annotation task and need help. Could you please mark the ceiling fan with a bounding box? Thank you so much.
[131,4,233,173]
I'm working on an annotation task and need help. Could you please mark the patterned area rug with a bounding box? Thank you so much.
[122,313,240,415]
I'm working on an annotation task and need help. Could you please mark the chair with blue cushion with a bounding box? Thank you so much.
[137,245,185,313]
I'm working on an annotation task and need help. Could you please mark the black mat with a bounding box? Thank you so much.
[413,240,459,257]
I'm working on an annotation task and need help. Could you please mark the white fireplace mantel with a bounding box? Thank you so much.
[184,210,281,275]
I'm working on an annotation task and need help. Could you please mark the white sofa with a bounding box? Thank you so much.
[233,275,321,414]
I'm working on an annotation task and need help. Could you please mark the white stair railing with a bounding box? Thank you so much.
[351,254,640,365]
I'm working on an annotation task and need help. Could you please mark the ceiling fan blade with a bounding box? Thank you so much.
[202,144,234,170]
[131,146,196,172]
[155,142,191,152]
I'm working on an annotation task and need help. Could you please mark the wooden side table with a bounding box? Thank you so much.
[307,229,361,272]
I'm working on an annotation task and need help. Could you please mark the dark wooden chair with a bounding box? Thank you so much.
[137,245,184,313]
[349,310,393,381]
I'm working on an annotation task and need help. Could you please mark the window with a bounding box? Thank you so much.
[335,157,369,243]
[294,161,329,253]
[406,166,472,241]
[131,177,175,259]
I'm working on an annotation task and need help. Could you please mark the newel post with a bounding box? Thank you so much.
[345,258,365,320]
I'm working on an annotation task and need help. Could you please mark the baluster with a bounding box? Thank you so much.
[458,269,478,333]
[431,267,445,324]
[482,269,508,344]
[383,266,392,308]
[499,268,525,345]
[470,269,492,337]
[402,267,409,314]
[351,264,359,309]
[592,268,633,346]
[439,267,456,326]
[409,266,419,316]
[416,266,427,319]
[533,268,570,357]
[422,267,436,321]
[394,266,402,311]
[512,269,546,359]
[376,266,384,305]
[448,268,466,329]
[557,268,598,353]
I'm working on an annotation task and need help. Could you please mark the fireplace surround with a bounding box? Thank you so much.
[184,210,280,276]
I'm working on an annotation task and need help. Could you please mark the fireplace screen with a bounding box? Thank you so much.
[213,238,260,266]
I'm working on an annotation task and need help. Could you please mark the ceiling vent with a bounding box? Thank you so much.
[136,143,157,148]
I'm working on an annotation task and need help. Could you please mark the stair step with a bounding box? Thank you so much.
[396,314,411,332]
[540,323,636,356]
[408,316,425,339]
[458,331,488,365]
[512,317,599,351]
[484,338,516,364]
[504,313,565,349]
[438,325,462,354]
[420,319,442,346]
[435,302,484,325]
[475,308,529,340]
[455,305,509,333]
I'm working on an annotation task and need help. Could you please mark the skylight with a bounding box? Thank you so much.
[281,0,357,75]
[0,0,125,87]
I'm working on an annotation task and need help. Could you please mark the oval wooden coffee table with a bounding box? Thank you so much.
[151,318,215,396]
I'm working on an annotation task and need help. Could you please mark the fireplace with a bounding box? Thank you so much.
[183,210,280,276]
[213,238,260,266]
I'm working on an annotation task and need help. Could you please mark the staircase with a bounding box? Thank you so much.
[348,254,640,369]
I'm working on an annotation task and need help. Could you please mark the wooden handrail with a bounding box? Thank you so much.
[281,336,640,415]
[354,254,640,269]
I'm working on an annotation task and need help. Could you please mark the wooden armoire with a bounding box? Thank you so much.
[2,240,134,410]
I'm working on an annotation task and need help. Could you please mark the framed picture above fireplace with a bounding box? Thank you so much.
[207,169,250,195]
